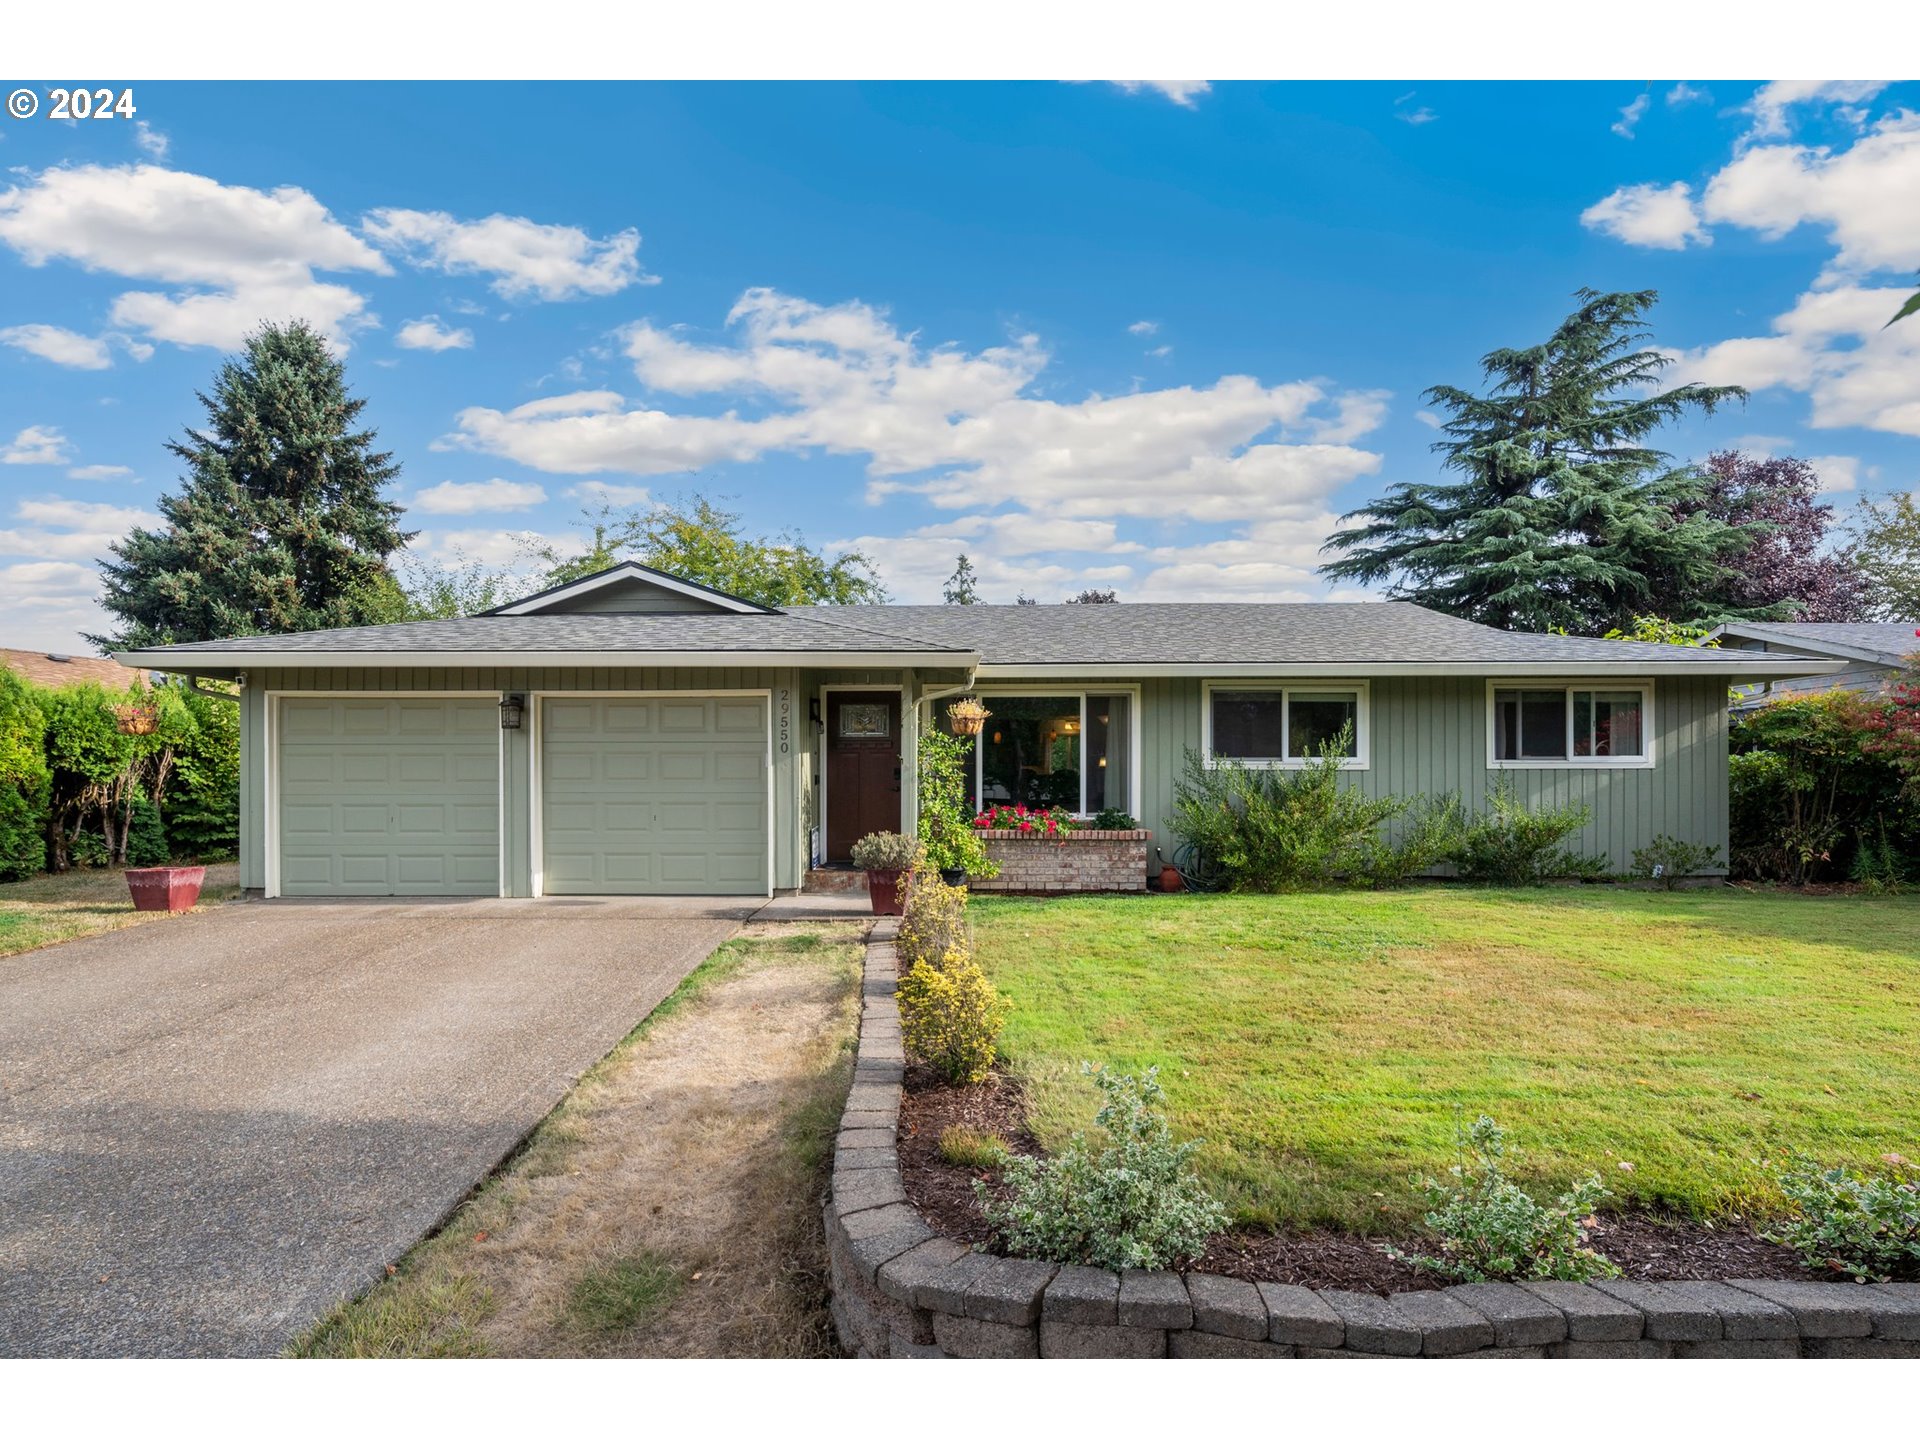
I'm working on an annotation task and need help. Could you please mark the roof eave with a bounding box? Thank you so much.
[115,648,980,671]
[975,659,1850,679]
[1706,622,1913,668]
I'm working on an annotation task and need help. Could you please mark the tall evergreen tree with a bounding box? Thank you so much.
[943,553,981,604]
[91,321,412,648]
[1319,290,1753,633]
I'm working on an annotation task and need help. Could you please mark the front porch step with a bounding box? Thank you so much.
[803,867,869,894]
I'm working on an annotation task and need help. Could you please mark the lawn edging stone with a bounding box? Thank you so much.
[823,920,1915,1360]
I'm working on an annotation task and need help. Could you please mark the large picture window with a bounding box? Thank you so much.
[1491,684,1651,766]
[1203,683,1367,768]
[944,692,1132,815]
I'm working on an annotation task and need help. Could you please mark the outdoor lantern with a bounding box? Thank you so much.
[498,694,526,730]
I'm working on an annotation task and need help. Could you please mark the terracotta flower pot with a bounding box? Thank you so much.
[1156,865,1185,893]
[125,865,207,913]
[865,869,906,915]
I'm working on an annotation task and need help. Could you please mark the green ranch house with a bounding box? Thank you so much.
[116,560,1839,898]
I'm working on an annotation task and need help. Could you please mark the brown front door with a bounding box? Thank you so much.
[825,691,902,864]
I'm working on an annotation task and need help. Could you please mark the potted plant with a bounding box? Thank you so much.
[850,831,919,915]
[125,863,208,912]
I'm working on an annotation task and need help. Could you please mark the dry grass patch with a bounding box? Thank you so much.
[294,922,865,1358]
[0,862,240,960]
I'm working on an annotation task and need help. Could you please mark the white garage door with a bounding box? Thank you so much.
[277,697,500,897]
[541,695,769,896]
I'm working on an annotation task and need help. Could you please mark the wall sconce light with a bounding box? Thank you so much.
[1098,756,1108,768]
[498,694,526,730]
[809,696,823,732]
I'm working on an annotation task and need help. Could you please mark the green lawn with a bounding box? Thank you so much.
[969,887,1920,1234]
[0,863,240,960]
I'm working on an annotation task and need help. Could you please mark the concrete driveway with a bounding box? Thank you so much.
[0,896,754,1357]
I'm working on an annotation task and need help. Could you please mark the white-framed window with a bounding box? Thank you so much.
[940,690,1136,816]
[1200,681,1370,769]
[1487,681,1655,768]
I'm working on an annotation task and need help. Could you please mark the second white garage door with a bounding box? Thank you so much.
[540,695,769,896]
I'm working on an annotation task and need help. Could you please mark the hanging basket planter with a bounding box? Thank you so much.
[112,701,160,736]
[946,697,990,737]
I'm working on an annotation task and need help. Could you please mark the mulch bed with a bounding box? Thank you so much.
[897,1069,1821,1295]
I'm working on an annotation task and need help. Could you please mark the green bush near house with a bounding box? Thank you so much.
[979,1064,1227,1271]
[0,669,50,882]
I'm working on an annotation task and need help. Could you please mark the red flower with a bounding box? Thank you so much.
[1018,820,1034,832]
[972,814,989,827]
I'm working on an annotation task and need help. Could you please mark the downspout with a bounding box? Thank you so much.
[907,665,979,839]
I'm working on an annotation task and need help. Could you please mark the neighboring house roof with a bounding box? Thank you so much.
[1706,621,1920,668]
[115,580,1844,680]
[0,647,142,688]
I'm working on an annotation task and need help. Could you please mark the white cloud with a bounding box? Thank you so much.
[567,480,653,507]
[395,316,475,351]
[1805,455,1864,493]
[0,164,387,350]
[3,426,73,465]
[1699,111,1920,275]
[0,323,112,369]
[0,497,157,570]
[1740,81,1889,144]
[0,560,108,653]
[363,209,651,300]
[133,121,170,160]
[1667,82,1709,107]
[1146,344,1172,359]
[409,526,570,569]
[1580,181,1710,250]
[68,464,134,480]
[410,478,548,515]
[1662,284,1920,436]
[1127,319,1159,336]
[1109,81,1210,108]
[1131,516,1361,601]
[1612,94,1651,139]
[1397,107,1437,127]
[449,288,1385,528]
[1414,410,1444,429]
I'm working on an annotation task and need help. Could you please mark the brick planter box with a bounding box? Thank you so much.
[969,829,1149,893]
[825,922,1920,1360]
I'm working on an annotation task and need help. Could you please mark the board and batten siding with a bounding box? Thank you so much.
[241,666,808,896]
[1130,674,1730,876]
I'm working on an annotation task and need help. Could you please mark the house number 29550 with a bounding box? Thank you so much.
[777,688,791,754]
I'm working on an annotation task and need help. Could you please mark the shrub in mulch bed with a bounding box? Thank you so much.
[896,1069,1821,1295]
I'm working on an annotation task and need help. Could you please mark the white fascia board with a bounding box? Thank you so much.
[117,648,980,671]
[975,658,1850,680]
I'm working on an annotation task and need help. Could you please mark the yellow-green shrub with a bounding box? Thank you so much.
[897,865,969,973]
[897,945,1010,1085]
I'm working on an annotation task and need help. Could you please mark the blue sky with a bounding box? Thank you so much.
[2,78,1916,650]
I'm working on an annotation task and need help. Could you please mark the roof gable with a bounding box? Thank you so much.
[488,561,777,616]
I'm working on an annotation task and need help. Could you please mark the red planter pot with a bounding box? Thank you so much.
[865,869,906,916]
[125,865,207,913]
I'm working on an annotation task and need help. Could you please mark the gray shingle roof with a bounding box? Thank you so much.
[793,602,1773,668]
[129,611,969,657]
[1712,621,1920,665]
[119,598,1839,677]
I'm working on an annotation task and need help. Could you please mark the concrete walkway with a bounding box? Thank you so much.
[0,897,741,1357]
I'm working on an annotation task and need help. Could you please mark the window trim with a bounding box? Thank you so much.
[962,685,1142,817]
[1200,680,1372,771]
[1485,679,1656,770]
